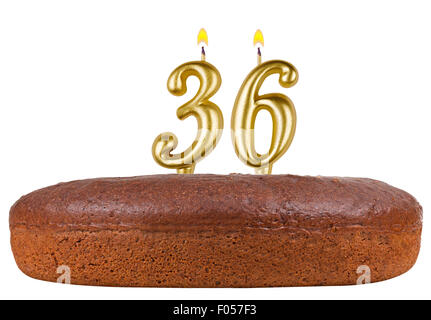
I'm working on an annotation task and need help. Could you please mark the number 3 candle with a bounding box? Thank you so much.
[152,29,224,174]
[231,30,298,174]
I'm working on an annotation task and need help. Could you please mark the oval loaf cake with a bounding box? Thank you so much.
[10,174,422,287]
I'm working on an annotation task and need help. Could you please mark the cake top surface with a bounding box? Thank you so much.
[10,174,422,232]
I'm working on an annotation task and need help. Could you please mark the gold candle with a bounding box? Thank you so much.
[231,30,298,174]
[152,29,224,174]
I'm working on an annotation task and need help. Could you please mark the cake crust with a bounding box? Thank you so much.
[10,174,422,287]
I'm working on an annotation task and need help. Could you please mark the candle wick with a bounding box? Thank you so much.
[257,47,262,65]
[201,46,206,61]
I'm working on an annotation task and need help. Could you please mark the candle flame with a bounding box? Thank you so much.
[253,29,264,47]
[197,28,208,46]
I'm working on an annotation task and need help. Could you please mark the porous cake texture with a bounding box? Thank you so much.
[10,174,422,287]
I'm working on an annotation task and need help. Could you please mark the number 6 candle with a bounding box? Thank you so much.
[231,30,298,174]
[152,29,224,174]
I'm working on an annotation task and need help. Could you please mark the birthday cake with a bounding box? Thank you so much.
[10,174,422,287]
[9,29,423,287]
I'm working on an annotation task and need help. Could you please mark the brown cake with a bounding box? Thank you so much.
[9,174,422,287]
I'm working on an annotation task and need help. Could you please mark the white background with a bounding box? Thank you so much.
[0,0,430,299]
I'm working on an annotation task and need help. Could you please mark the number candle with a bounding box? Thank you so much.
[152,29,224,174]
[231,30,298,174]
